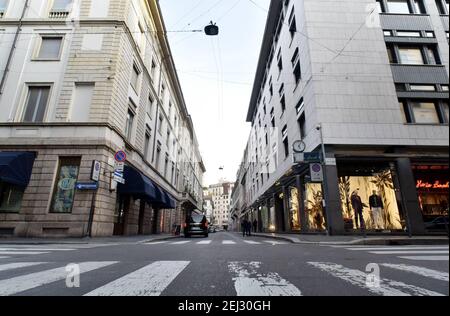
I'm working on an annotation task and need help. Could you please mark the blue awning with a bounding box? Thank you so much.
[0,152,36,187]
[118,166,176,209]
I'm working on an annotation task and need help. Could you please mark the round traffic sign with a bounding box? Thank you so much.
[114,151,127,162]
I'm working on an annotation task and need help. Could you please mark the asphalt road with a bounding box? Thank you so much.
[0,232,448,296]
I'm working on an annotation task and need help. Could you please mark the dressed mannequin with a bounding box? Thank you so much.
[351,189,365,230]
[369,190,384,230]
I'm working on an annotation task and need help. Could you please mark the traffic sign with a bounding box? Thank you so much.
[310,163,324,182]
[76,182,99,191]
[114,150,127,162]
[113,175,126,184]
[115,162,125,172]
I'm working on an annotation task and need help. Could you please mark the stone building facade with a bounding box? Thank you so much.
[0,0,205,237]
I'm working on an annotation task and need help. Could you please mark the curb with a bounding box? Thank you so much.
[249,233,449,246]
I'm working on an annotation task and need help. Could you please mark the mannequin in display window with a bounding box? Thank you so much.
[369,190,384,230]
[351,189,365,230]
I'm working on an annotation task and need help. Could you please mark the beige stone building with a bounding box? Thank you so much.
[0,0,205,237]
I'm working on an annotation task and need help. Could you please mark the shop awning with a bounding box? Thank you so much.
[0,152,36,187]
[118,166,176,209]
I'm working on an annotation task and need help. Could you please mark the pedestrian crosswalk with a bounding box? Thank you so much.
[0,260,447,296]
[0,244,109,260]
[145,240,290,246]
[327,245,449,262]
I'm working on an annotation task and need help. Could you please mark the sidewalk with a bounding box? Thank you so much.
[249,232,449,246]
[0,234,181,245]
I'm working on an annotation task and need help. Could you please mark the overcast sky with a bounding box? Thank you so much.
[159,0,270,186]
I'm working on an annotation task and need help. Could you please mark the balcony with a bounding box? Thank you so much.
[48,10,70,19]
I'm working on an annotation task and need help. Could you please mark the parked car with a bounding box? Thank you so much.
[425,217,449,231]
[208,226,216,233]
[184,214,209,238]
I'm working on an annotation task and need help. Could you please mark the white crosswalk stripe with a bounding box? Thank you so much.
[243,241,262,245]
[228,262,302,296]
[308,262,445,296]
[196,240,212,245]
[0,261,118,296]
[223,240,236,245]
[263,241,288,245]
[85,261,190,296]
[381,264,449,282]
[0,251,49,255]
[398,256,449,261]
[0,262,46,272]
[171,241,191,245]
[329,245,449,262]
[0,248,75,252]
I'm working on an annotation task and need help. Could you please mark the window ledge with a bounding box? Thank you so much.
[31,58,61,62]
[380,13,429,17]
[404,123,448,126]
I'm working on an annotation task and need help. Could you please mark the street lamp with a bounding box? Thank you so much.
[205,22,219,36]
[316,124,332,236]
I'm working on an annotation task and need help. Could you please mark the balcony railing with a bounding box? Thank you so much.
[49,10,70,19]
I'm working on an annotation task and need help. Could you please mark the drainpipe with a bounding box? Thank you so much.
[0,0,29,97]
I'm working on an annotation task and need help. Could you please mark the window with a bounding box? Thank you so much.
[158,115,163,134]
[411,102,440,123]
[164,155,169,178]
[269,77,273,97]
[436,0,449,14]
[51,0,73,12]
[283,137,289,158]
[0,0,9,17]
[155,142,161,170]
[386,0,411,13]
[125,108,135,140]
[131,64,140,91]
[412,0,426,13]
[410,84,436,91]
[384,30,393,36]
[396,31,421,37]
[144,126,151,160]
[23,86,51,122]
[295,97,305,114]
[270,108,275,128]
[425,31,435,38]
[288,8,297,38]
[298,113,306,139]
[147,94,154,118]
[37,36,63,60]
[277,49,283,72]
[0,182,24,213]
[293,61,301,84]
[398,47,424,64]
[441,85,449,92]
[166,130,170,147]
[280,95,286,113]
[150,59,157,81]
[50,157,81,214]
[425,46,441,64]
[401,100,446,124]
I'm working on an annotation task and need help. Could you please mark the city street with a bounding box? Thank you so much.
[0,232,448,296]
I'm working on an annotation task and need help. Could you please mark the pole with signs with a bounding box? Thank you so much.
[85,161,101,238]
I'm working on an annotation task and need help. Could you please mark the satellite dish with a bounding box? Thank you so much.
[205,21,219,36]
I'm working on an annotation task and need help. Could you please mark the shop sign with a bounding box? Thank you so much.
[416,180,449,190]
[310,163,324,182]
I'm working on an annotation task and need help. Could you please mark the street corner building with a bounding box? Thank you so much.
[0,0,205,238]
[231,0,449,236]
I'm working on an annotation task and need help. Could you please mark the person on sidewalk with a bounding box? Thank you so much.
[245,220,252,237]
[253,219,258,233]
[241,219,248,237]
[351,189,366,230]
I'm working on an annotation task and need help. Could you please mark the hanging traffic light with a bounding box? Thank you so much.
[205,21,219,36]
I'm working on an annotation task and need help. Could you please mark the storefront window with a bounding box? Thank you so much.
[412,164,449,227]
[338,163,403,231]
[289,187,301,231]
[50,157,81,213]
[0,182,24,213]
[305,183,326,231]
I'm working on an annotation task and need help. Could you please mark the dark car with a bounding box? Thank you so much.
[425,217,449,231]
[184,214,209,238]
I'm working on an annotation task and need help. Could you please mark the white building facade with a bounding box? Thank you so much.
[0,0,205,237]
[204,181,234,229]
[236,0,449,235]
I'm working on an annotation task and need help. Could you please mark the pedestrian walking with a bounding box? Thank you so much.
[253,219,258,233]
[245,220,252,237]
[241,219,247,237]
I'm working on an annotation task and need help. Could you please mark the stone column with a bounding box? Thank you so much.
[324,164,345,235]
[396,158,425,235]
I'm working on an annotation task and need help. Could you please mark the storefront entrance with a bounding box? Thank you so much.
[412,163,449,231]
